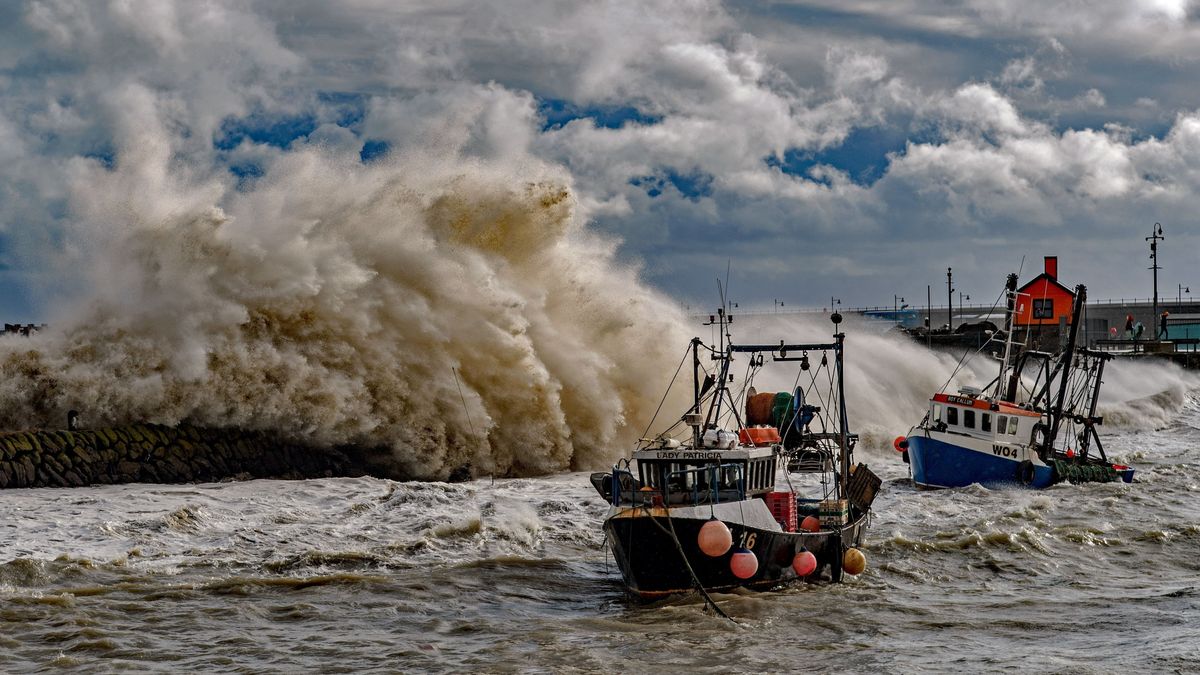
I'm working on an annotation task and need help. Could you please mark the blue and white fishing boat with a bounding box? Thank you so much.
[897,275,1135,489]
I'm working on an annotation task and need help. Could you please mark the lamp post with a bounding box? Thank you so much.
[1178,284,1190,305]
[774,298,784,313]
[830,296,841,313]
[1148,222,1164,335]
[947,267,955,331]
[894,295,905,312]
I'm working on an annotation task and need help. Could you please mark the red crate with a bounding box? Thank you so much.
[738,426,781,447]
[764,491,798,532]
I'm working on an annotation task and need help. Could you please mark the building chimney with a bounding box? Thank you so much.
[1044,256,1058,280]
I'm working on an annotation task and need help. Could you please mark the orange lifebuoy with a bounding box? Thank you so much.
[893,436,908,452]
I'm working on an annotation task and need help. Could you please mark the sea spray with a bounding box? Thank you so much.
[702,314,1199,450]
[1096,359,1199,429]
[700,314,997,450]
[0,146,690,479]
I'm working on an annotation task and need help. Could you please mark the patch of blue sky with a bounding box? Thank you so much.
[359,139,389,162]
[768,125,913,187]
[630,168,714,201]
[214,112,319,151]
[538,98,660,131]
[228,162,264,190]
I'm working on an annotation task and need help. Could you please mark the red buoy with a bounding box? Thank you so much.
[697,518,732,557]
[893,436,908,452]
[792,549,818,577]
[730,548,758,579]
[801,515,820,532]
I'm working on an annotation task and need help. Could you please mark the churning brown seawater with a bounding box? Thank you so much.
[2,378,1198,673]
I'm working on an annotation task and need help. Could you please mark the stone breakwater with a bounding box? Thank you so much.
[0,424,366,488]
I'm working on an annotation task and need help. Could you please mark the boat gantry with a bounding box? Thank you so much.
[592,305,881,600]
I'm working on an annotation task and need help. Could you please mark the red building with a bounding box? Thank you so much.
[1014,256,1075,327]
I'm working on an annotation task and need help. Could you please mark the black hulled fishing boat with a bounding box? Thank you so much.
[592,306,880,599]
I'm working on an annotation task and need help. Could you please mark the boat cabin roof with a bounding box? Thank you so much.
[932,392,1041,418]
[632,445,776,462]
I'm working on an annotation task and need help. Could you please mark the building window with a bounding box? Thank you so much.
[964,409,975,429]
[1033,299,1054,319]
[947,407,958,426]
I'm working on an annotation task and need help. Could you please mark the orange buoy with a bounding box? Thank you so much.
[697,518,732,557]
[893,436,908,452]
[730,548,758,579]
[843,547,866,575]
[792,549,818,577]
[801,515,820,532]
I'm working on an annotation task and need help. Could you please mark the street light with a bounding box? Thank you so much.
[894,295,905,312]
[1148,222,1164,333]
[1178,284,1190,304]
[947,268,955,331]
[775,298,784,312]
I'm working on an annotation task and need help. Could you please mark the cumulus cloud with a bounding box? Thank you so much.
[3,0,1200,316]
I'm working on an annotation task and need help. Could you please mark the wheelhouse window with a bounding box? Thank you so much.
[981,413,991,433]
[1033,299,1054,319]
[946,407,958,426]
[964,409,975,429]
[997,416,1008,435]
[1009,418,1019,436]
[932,403,943,422]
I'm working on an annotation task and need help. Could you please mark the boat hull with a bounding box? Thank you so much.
[907,432,1055,489]
[604,505,868,599]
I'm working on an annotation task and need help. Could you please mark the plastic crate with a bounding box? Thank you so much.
[764,491,798,532]
[819,499,849,527]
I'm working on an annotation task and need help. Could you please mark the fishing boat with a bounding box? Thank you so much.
[897,275,1135,489]
[591,306,880,599]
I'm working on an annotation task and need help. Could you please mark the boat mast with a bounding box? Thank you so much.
[996,273,1019,401]
[1043,284,1087,456]
[701,305,733,436]
[833,313,850,499]
[691,337,702,448]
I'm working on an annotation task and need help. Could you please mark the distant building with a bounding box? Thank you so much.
[1013,256,1075,351]
[1014,256,1075,327]
[3,323,46,336]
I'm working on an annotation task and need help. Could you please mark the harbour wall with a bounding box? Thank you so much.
[0,424,370,489]
[868,299,1200,343]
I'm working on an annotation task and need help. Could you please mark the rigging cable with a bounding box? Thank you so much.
[637,343,695,442]
[936,284,1010,395]
[638,504,737,623]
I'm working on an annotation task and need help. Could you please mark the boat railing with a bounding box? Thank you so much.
[664,463,746,507]
[609,468,641,507]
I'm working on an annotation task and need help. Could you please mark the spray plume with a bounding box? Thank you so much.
[0,143,689,479]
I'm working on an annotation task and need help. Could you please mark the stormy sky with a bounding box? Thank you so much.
[3,0,1200,320]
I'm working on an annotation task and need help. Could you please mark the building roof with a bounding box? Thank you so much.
[1016,272,1075,298]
